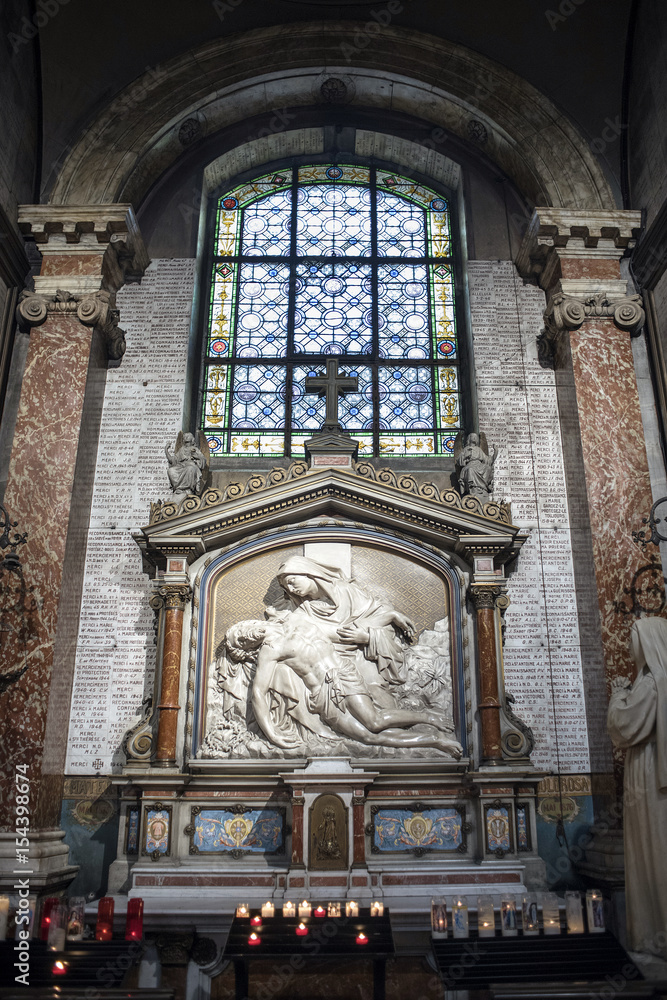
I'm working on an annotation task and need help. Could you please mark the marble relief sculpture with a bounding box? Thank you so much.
[165,431,209,498]
[454,431,497,499]
[607,617,667,960]
[199,556,461,760]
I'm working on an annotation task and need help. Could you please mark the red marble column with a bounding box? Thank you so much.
[154,585,190,767]
[351,792,366,866]
[471,587,503,764]
[290,795,304,866]
[0,207,148,886]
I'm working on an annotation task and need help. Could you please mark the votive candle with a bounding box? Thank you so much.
[521,895,539,935]
[314,905,326,918]
[125,897,144,941]
[47,904,67,952]
[236,903,249,918]
[586,889,605,933]
[295,922,308,937]
[95,897,114,941]
[250,915,262,927]
[0,896,9,940]
[477,895,496,937]
[565,891,584,934]
[283,900,296,918]
[501,898,518,937]
[356,932,368,945]
[345,900,359,917]
[541,893,561,935]
[39,897,59,942]
[327,901,341,918]
[298,900,311,918]
[431,897,447,939]
[370,900,384,917]
[66,897,85,942]
[248,932,261,946]
[451,897,469,939]
[261,901,275,918]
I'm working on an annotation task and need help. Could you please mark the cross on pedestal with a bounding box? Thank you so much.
[304,359,359,430]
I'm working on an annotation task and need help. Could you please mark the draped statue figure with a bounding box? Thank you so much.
[607,617,667,960]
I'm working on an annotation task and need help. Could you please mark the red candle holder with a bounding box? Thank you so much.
[248,932,261,946]
[314,905,326,918]
[95,897,114,941]
[52,960,68,976]
[356,932,368,945]
[125,897,144,941]
[295,922,308,937]
[39,898,59,942]
[250,915,262,927]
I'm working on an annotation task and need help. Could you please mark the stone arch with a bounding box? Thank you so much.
[48,22,614,211]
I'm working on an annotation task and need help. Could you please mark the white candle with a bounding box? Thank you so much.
[298,900,311,918]
[585,889,605,933]
[565,891,584,934]
[236,903,249,918]
[541,893,561,935]
[327,901,341,917]
[345,900,359,917]
[370,900,384,917]
[431,897,447,939]
[282,900,296,918]
[451,897,469,939]
[477,895,495,937]
[521,894,539,935]
[261,901,275,918]
[500,898,518,936]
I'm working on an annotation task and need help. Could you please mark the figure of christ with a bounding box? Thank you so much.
[229,618,463,758]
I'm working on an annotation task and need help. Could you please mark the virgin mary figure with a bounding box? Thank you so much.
[607,616,667,960]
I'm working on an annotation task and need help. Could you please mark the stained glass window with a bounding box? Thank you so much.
[201,164,460,458]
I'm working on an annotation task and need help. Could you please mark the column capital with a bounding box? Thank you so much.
[18,203,150,292]
[544,288,645,337]
[16,287,127,361]
[159,583,191,611]
[470,585,503,610]
[516,207,643,289]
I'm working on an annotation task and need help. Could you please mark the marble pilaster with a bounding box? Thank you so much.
[0,206,148,890]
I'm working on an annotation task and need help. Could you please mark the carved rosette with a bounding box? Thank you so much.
[16,288,127,361]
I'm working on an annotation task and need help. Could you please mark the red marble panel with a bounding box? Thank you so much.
[0,314,93,829]
[382,872,521,885]
[135,875,275,887]
[559,259,621,282]
[568,319,665,766]
[309,876,348,886]
[40,253,106,277]
[289,877,305,887]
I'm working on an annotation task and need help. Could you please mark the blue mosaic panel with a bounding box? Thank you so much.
[373,808,463,852]
[125,808,139,854]
[376,190,426,257]
[377,366,434,431]
[234,261,289,358]
[294,263,372,355]
[193,809,284,853]
[241,189,292,256]
[145,809,170,856]
[295,183,372,256]
[292,364,373,431]
[377,263,430,359]
[516,805,530,851]
[485,806,511,853]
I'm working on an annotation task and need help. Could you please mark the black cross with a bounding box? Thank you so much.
[305,359,359,430]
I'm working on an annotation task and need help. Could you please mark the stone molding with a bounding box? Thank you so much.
[16,288,127,361]
[516,207,643,288]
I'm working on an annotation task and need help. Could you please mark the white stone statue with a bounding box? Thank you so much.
[199,556,460,759]
[454,431,497,499]
[165,431,209,498]
[607,616,667,960]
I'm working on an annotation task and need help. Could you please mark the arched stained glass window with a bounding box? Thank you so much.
[201,164,460,458]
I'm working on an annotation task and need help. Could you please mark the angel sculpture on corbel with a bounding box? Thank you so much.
[165,430,210,499]
[454,431,498,500]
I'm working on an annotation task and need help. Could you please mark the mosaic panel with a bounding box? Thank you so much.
[371,807,464,853]
[189,807,285,855]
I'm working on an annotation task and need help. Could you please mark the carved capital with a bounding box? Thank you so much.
[544,290,645,337]
[470,585,503,610]
[16,288,127,361]
[159,584,191,611]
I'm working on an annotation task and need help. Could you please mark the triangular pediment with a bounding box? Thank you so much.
[136,461,526,569]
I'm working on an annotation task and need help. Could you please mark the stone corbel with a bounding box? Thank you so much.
[16,288,127,361]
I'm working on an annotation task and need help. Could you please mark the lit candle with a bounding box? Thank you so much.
[125,897,144,941]
[283,900,296,918]
[345,901,359,917]
[16,895,36,941]
[477,895,496,937]
[298,900,311,919]
[370,901,384,917]
[356,932,368,945]
[66,896,85,942]
[0,896,9,940]
[585,889,605,933]
[314,905,326,918]
[261,901,275,918]
[95,897,114,942]
[431,897,447,939]
[250,915,262,927]
[521,894,539,935]
[295,922,308,937]
[52,959,68,976]
[451,897,469,939]
[500,898,518,937]
[236,903,249,918]
[541,893,561,935]
[248,932,261,946]
[565,891,584,934]
[47,903,67,952]
[327,902,341,918]
[39,897,59,942]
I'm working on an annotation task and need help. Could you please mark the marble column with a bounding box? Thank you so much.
[154,584,191,767]
[517,209,660,775]
[351,791,366,867]
[0,206,148,890]
[471,586,504,764]
[290,795,305,867]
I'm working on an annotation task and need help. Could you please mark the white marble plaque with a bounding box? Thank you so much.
[65,259,195,773]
